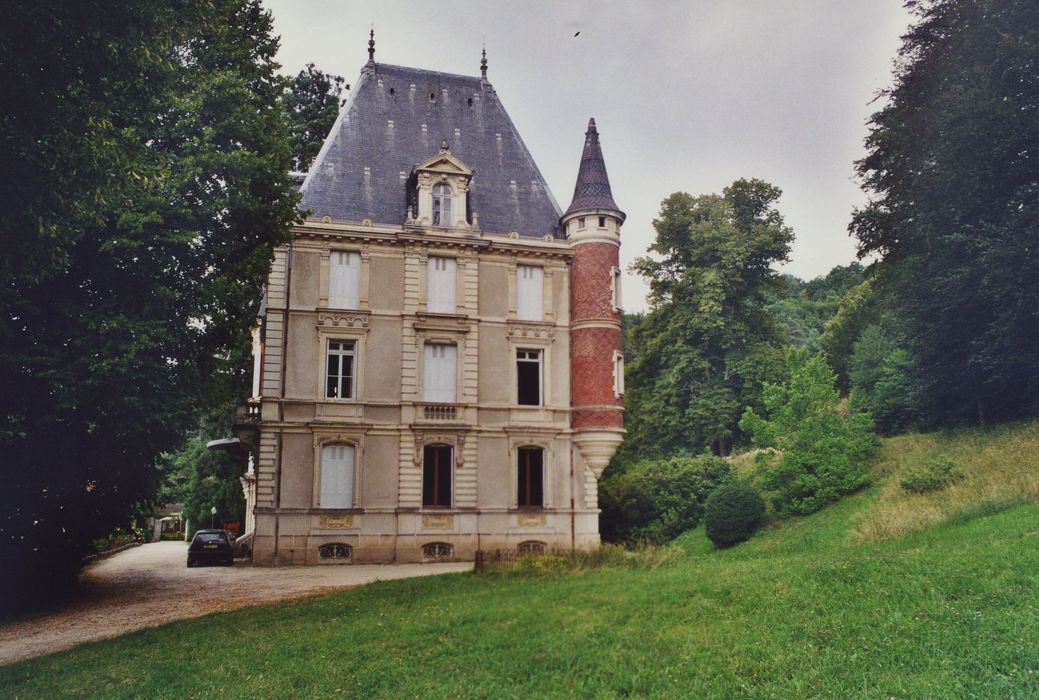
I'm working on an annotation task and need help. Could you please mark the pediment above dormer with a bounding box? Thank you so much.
[413,148,474,178]
[407,145,475,229]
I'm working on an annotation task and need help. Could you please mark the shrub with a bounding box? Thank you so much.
[900,457,964,494]
[704,482,766,548]
[740,349,879,515]
[599,456,731,544]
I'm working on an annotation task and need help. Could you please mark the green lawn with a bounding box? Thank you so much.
[4,430,1039,698]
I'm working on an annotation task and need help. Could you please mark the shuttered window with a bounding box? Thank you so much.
[423,343,457,403]
[516,265,543,321]
[329,251,360,308]
[320,444,355,508]
[427,256,456,313]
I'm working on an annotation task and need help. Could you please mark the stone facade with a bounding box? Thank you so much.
[237,54,625,565]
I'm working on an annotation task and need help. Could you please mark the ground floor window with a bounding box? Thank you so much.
[517,446,544,508]
[422,444,452,507]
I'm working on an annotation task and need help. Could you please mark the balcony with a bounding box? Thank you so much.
[420,404,457,421]
[236,399,261,424]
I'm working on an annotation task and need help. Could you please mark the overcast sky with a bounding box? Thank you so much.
[262,0,912,312]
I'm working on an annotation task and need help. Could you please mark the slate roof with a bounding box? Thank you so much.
[564,118,624,220]
[300,62,563,238]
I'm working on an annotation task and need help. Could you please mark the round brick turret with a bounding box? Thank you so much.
[564,119,625,478]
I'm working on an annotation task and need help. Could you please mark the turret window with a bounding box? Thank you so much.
[432,183,453,226]
[598,216,606,228]
[613,351,625,398]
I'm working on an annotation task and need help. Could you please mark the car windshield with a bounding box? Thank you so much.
[193,533,227,544]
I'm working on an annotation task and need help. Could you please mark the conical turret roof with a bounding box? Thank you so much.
[564,118,624,221]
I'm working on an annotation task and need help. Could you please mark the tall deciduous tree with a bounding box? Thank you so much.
[283,63,345,172]
[850,0,1039,425]
[620,180,793,461]
[0,0,298,608]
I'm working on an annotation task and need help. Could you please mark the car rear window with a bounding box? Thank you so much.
[194,533,227,544]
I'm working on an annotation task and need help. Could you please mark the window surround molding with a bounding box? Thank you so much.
[408,148,474,229]
[316,321,369,403]
[311,429,367,511]
[507,436,554,510]
[610,266,622,313]
[419,250,474,316]
[506,324,554,408]
[506,256,556,321]
[613,350,625,399]
[318,247,371,310]
[412,429,468,471]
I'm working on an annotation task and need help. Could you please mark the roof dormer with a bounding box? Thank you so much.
[407,143,475,229]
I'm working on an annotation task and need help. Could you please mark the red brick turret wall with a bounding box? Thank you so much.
[570,238,623,431]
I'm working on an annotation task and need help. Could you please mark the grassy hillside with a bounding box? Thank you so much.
[3,423,1039,698]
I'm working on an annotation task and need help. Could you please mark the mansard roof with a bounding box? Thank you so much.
[300,62,562,238]
[564,118,624,221]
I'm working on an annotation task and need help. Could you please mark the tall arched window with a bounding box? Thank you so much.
[320,444,355,508]
[432,183,453,226]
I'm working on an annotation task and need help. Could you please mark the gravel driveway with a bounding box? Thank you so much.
[0,541,471,666]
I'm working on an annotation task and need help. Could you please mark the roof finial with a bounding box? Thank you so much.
[480,45,488,80]
[367,28,375,64]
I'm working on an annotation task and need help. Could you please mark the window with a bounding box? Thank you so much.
[319,543,352,560]
[320,444,355,508]
[432,183,453,226]
[326,340,356,399]
[577,216,586,229]
[517,540,546,554]
[517,349,542,406]
[611,267,622,311]
[427,256,456,313]
[516,265,544,321]
[598,215,606,228]
[613,351,625,398]
[422,445,452,507]
[329,251,360,308]
[423,542,453,559]
[517,447,544,508]
[423,343,457,403]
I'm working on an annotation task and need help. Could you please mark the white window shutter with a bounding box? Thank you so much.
[424,344,456,403]
[516,265,543,321]
[427,257,456,313]
[329,252,360,308]
[320,444,354,508]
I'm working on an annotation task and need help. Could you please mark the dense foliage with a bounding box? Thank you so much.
[850,0,1039,426]
[766,263,866,353]
[741,350,878,515]
[620,180,793,460]
[283,62,345,172]
[0,0,298,608]
[704,482,766,548]
[599,456,731,544]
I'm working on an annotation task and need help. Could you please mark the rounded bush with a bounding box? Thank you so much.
[704,482,766,548]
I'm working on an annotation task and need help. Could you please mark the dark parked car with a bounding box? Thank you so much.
[187,529,234,567]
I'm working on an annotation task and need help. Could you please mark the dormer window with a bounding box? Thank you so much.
[409,149,473,229]
[432,183,453,226]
